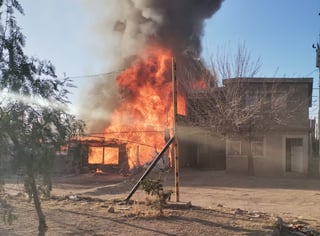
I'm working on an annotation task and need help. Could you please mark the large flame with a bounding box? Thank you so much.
[88,45,186,168]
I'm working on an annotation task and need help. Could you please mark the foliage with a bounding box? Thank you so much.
[0,0,85,234]
[141,178,173,214]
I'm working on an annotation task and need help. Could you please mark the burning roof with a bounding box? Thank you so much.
[81,0,224,168]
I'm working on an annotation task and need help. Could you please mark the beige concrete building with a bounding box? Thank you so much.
[182,77,314,176]
[223,78,313,175]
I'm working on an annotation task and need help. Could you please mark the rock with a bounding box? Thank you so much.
[168,201,192,209]
[68,195,80,201]
[233,208,244,215]
[250,213,261,218]
[108,206,115,213]
[217,204,223,207]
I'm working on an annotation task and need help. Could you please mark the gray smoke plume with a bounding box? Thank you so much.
[115,0,223,59]
[82,0,224,131]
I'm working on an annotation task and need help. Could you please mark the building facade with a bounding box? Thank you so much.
[183,77,314,176]
[223,78,313,175]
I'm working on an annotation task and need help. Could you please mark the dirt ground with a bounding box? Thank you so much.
[1,168,320,235]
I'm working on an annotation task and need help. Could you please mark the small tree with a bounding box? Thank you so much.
[0,1,85,235]
[141,179,173,214]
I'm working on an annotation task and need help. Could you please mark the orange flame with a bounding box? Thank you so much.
[88,45,186,168]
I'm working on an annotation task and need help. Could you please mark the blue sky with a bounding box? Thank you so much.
[16,0,320,116]
[203,0,319,77]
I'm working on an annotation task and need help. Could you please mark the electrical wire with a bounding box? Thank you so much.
[65,69,126,80]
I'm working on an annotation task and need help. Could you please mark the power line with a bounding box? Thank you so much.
[305,69,318,77]
[65,69,126,80]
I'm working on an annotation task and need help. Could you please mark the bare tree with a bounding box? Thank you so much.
[181,42,300,175]
[211,41,262,80]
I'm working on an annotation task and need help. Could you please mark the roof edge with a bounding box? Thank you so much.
[223,77,313,84]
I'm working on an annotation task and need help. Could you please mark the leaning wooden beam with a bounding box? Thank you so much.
[124,136,175,202]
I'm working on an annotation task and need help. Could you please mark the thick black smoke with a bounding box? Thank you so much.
[82,0,224,131]
[114,0,224,59]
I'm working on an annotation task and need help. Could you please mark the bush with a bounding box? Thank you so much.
[141,179,173,214]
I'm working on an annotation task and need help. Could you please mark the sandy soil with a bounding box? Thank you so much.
[52,168,320,220]
[1,168,320,235]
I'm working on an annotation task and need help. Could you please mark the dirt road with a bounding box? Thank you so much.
[50,168,320,220]
[2,168,320,235]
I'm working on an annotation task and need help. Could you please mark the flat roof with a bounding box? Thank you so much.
[223,77,313,84]
[223,77,313,107]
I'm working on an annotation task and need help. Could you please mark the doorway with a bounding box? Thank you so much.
[285,138,303,172]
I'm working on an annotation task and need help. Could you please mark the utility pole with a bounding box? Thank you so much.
[317,45,320,156]
[314,13,320,155]
[172,57,180,202]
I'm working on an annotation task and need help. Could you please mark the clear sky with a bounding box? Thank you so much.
[16,0,320,117]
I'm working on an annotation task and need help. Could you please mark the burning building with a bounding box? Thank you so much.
[80,0,224,171]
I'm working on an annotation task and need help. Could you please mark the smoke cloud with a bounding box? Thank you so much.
[82,0,224,131]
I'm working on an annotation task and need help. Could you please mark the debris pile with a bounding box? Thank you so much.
[270,217,320,236]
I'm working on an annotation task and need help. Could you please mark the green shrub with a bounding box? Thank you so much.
[141,179,173,214]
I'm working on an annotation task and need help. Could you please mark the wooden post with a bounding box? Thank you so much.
[102,147,105,164]
[136,145,140,167]
[172,57,180,202]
